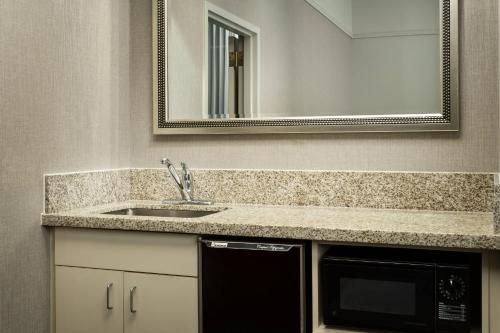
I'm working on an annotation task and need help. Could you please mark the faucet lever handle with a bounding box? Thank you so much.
[161,158,183,189]
[181,162,193,195]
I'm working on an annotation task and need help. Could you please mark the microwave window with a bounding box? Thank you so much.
[340,278,416,316]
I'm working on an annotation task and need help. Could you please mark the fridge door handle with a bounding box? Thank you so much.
[201,239,300,252]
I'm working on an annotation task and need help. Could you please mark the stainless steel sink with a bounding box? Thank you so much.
[102,208,221,218]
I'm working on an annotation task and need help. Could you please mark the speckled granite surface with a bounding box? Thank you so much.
[130,169,494,212]
[41,200,498,250]
[45,169,495,214]
[494,177,500,232]
[43,169,500,249]
[45,169,130,213]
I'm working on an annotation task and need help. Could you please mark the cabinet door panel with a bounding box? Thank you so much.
[55,266,123,333]
[490,252,500,333]
[124,272,198,333]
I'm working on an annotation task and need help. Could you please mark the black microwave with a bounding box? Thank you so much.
[321,246,480,333]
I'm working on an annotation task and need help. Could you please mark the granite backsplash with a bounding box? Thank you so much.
[45,169,495,214]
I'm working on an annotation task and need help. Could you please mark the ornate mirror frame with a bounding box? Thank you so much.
[153,0,458,135]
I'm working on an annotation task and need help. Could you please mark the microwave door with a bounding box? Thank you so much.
[322,261,436,333]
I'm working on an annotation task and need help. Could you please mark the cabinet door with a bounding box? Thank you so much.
[55,266,123,333]
[124,272,198,333]
[490,252,500,333]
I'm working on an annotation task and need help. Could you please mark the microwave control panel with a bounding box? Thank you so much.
[437,265,471,332]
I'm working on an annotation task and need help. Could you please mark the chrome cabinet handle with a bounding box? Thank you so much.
[130,286,137,313]
[106,283,113,310]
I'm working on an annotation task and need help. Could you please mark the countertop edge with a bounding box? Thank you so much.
[41,201,500,251]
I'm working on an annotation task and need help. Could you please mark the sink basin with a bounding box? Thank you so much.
[102,208,221,218]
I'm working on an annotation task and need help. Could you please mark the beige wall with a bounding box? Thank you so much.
[306,0,353,36]
[0,1,499,332]
[352,0,438,35]
[131,0,499,172]
[0,0,130,331]
[289,0,353,116]
[351,0,440,115]
[168,0,205,119]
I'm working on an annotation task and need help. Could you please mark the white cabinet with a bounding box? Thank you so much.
[124,273,198,333]
[55,266,123,333]
[53,228,199,333]
[54,228,198,276]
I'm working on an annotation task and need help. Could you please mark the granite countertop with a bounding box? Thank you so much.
[41,200,500,250]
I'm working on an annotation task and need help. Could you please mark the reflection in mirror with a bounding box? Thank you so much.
[206,4,261,119]
[208,18,246,118]
[154,0,458,133]
[202,0,440,119]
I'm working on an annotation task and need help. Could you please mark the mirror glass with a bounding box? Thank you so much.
[170,0,441,120]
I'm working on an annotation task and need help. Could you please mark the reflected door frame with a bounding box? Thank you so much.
[203,2,261,119]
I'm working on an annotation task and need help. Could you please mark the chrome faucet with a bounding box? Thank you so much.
[181,162,193,199]
[160,158,211,205]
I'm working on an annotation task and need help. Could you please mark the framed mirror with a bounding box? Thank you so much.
[153,0,458,134]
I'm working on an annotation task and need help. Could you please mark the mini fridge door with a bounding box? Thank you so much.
[200,239,307,333]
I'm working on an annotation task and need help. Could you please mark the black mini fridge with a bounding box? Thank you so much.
[200,238,309,333]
